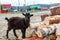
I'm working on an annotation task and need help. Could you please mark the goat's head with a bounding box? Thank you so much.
[22,12,33,19]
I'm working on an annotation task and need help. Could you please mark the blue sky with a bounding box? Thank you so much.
[0,0,60,6]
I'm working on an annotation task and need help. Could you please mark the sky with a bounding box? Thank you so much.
[0,0,60,6]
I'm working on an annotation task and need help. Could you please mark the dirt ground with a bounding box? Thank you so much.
[0,11,51,40]
[0,13,41,40]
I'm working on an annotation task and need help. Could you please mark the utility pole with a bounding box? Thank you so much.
[33,0,35,4]
[24,0,27,12]
[18,0,20,11]
[24,0,26,6]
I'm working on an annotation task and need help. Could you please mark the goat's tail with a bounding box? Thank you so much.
[5,17,9,21]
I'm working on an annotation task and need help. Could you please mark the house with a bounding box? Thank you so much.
[1,4,11,13]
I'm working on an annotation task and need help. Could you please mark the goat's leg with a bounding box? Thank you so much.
[21,29,26,38]
[13,29,18,38]
[6,29,11,39]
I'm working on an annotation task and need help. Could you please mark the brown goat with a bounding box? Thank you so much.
[5,13,33,40]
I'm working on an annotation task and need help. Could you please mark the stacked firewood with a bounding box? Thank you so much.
[41,6,60,21]
[44,15,60,25]
[16,6,60,40]
[50,6,60,16]
[16,33,43,40]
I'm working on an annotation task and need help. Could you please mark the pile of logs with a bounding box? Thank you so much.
[44,15,60,25]
[16,6,60,40]
[16,33,43,40]
[50,6,60,16]
[41,6,60,21]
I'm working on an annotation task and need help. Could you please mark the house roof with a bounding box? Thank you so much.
[30,5,41,9]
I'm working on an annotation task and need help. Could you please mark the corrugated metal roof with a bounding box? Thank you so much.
[30,5,41,9]
[2,4,11,8]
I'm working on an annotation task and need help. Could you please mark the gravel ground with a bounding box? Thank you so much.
[0,11,51,40]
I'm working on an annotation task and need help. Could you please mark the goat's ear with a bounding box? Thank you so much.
[22,13,25,15]
[30,14,33,17]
